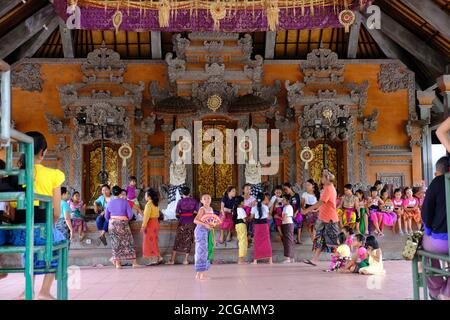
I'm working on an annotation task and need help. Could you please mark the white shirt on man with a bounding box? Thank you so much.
[282,204,294,224]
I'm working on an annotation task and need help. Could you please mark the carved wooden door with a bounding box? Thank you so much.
[194,121,236,200]
[83,142,121,205]
[308,141,344,193]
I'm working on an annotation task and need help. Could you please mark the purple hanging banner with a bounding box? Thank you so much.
[54,0,367,32]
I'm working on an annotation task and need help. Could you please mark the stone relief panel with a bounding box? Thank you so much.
[378,63,409,93]
[376,173,406,189]
[11,62,43,92]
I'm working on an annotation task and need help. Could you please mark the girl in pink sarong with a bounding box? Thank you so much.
[269,186,284,239]
[380,189,397,232]
[366,187,385,237]
[251,193,273,264]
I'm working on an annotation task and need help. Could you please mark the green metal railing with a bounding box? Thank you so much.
[0,60,68,300]
[412,172,450,300]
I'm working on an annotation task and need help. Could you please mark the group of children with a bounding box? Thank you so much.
[339,181,423,238]
[328,226,385,275]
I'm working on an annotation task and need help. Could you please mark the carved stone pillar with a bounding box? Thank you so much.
[161,118,174,185]
[179,117,194,192]
[417,90,434,185]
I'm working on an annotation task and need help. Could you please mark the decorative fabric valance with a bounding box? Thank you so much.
[54,0,372,33]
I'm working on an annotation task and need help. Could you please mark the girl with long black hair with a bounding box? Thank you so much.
[251,193,273,264]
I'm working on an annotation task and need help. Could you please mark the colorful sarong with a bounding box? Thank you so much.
[274,207,283,227]
[313,220,338,253]
[195,224,210,272]
[142,218,160,257]
[281,223,295,258]
[208,230,214,261]
[382,211,398,227]
[235,223,248,258]
[71,217,87,232]
[405,208,422,224]
[55,217,70,241]
[359,208,367,234]
[173,222,195,254]
[109,219,136,261]
[220,211,234,231]
[369,208,384,227]
[341,207,357,228]
[254,223,272,260]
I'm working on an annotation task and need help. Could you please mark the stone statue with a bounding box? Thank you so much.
[169,162,187,186]
[162,162,187,220]
[245,161,262,185]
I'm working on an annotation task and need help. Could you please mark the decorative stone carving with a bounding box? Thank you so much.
[358,109,379,185]
[189,32,239,41]
[285,80,305,107]
[406,116,429,147]
[378,63,409,93]
[238,34,253,60]
[302,44,344,84]
[81,42,125,83]
[140,114,156,135]
[204,40,224,52]
[169,162,187,186]
[192,77,239,114]
[44,113,67,134]
[166,53,186,84]
[11,62,43,92]
[244,55,264,83]
[245,162,262,185]
[376,173,405,188]
[274,112,294,149]
[172,34,191,59]
[299,102,353,142]
[205,62,225,77]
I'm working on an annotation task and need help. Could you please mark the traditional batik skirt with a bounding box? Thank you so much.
[313,220,338,253]
[369,207,384,226]
[55,217,70,241]
[108,219,136,261]
[220,211,234,231]
[405,208,422,224]
[9,226,66,275]
[143,218,160,257]
[340,207,357,229]
[194,224,210,272]
[173,222,196,254]
[254,222,272,260]
[71,217,87,232]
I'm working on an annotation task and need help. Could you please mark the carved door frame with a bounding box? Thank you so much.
[193,117,239,200]
[82,141,123,205]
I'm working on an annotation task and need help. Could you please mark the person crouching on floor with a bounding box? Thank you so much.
[339,234,368,274]
[325,232,351,272]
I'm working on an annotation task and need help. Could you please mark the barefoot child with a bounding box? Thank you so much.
[380,188,397,233]
[403,187,421,235]
[281,194,295,263]
[141,189,163,266]
[301,179,319,241]
[367,187,385,237]
[325,232,351,272]
[194,193,215,280]
[251,193,273,264]
[340,234,368,273]
[220,187,236,244]
[68,191,87,241]
[57,187,74,242]
[233,196,248,264]
[359,235,386,275]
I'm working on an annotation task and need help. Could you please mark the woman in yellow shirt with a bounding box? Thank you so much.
[141,188,163,265]
[10,132,66,300]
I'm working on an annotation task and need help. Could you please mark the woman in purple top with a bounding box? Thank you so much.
[166,186,200,265]
[106,186,140,269]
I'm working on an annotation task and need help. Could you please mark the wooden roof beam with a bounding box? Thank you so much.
[347,12,362,58]
[0,4,56,59]
[401,0,450,40]
[0,0,24,19]
[14,15,59,60]
[374,9,447,74]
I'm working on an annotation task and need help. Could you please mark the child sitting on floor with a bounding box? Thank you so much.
[359,235,386,275]
[339,234,368,274]
[325,232,351,272]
